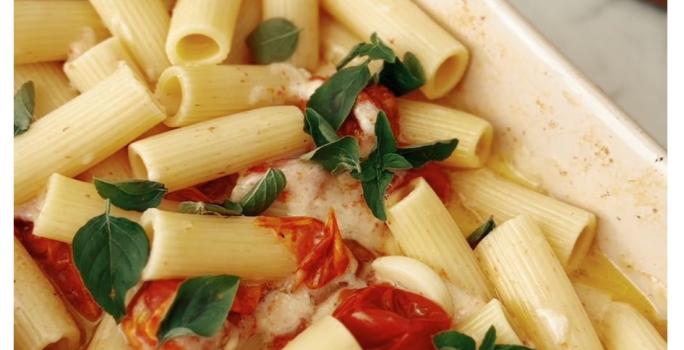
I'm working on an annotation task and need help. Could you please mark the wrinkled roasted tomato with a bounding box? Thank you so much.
[165,174,238,203]
[333,284,451,350]
[339,85,401,140]
[14,219,102,321]
[389,163,452,202]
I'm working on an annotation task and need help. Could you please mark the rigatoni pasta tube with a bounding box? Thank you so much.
[155,64,295,126]
[89,0,170,82]
[283,316,362,350]
[321,0,469,99]
[14,65,166,204]
[320,15,360,66]
[398,99,493,168]
[456,299,523,347]
[141,209,297,280]
[129,106,311,191]
[224,0,263,64]
[86,315,129,350]
[454,169,596,272]
[600,302,666,350]
[475,215,602,350]
[386,177,492,304]
[77,149,134,182]
[263,0,319,70]
[166,0,242,65]
[15,62,79,119]
[15,0,109,64]
[63,37,145,92]
[14,238,80,350]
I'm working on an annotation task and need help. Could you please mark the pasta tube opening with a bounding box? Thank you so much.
[157,68,183,117]
[424,53,468,99]
[175,33,221,63]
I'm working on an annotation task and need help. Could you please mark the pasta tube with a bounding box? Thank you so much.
[320,15,360,66]
[454,169,596,272]
[456,299,523,347]
[14,65,166,204]
[15,62,79,119]
[475,215,602,350]
[386,178,492,308]
[63,37,145,92]
[129,106,311,191]
[14,238,80,350]
[599,302,666,350]
[166,0,242,65]
[398,99,493,168]
[15,0,108,64]
[321,0,469,99]
[77,149,134,182]
[141,209,297,280]
[263,0,319,70]
[87,315,129,350]
[89,0,170,82]
[224,0,263,64]
[282,316,362,350]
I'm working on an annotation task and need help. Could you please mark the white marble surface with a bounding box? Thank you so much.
[509,0,667,147]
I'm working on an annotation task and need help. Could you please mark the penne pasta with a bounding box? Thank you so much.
[282,315,362,350]
[319,15,360,66]
[15,0,108,64]
[224,0,263,64]
[14,238,80,350]
[599,302,666,350]
[76,148,134,183]
[89,0,170,82]
[454,168,596,272]
[475,215,602,350]
[63,36,145,92]
[456,299,524,347]
[398,99,493,168]
[86,315,129,350]
[263,0,319,70]
[321,0,469,99]
[14,62,79,119]
[129,106,311,191]
[141,209,297,280]
[166,0,242,65]
[14,65,166,204]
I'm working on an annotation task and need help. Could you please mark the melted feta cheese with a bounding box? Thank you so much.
[256,288,314,338]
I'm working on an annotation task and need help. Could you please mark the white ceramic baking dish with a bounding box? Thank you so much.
[414,0,667,315]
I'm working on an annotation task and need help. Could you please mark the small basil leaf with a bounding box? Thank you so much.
[352,156,379,182]
[382,153,412,171]
[72,204,149,321]
[433,331,477,350]
[336,33,396,70]
[397,139,458,168]
[158,275,240,343]
[308,64,371,130]
[239,168,287,216]
[222,200,243,214]
[493,345,534,350]
[373,111,399,156]
[379,52,426,96]
[467,216,497,249]
[94,179,167,212]
[304,108,339,147]
[14,81,35,136]
[480,326,497,350]
[179,201,243,216]
[361,170,393,221]
[309,136,361,175]
[247,18,300,64]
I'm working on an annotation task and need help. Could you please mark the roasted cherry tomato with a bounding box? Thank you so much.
[339,85,401,140]
[165,174,238,203]
[389,163,453,202]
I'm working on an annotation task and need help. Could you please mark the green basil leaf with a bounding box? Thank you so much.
[14,81,35,136]
[336,33,396,70]
[307,64,371,130]
[398,139,458,168]
[72,202,149,321]
[373,111,399,156]
[352,156,378,182]
[304,108,340,147]
[433,331,477,350]
[480,326,497,350]
[247,18,300,64]
[361,170,393,221]
[239,168,287,216]
[179,201,243,216]
[158,275,240,343]
[379,52,426,96]
[467,216,497,249]
[493,345,534,350]
[309,136,361,175]
[382,153,412,171]
[94,179,167,212]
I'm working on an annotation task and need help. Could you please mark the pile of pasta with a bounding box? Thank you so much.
[14,1,666,350]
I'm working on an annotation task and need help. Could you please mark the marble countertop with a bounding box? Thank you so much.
[509,0,667,147]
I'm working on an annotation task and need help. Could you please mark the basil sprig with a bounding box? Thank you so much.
[94,179,167,212]
[434,326,533,350]
[336,33,396,70]
[467,216,497,249]
[158,275,240,344]
[379,52,426,96]
[307,64,372,130]
[247,18,300,64]
[398,139,458,168]
[309,136,361,175]
[72,201,149,321]
[303,108,339,147]
[14,81,35,136]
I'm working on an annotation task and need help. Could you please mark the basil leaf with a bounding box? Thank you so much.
[398,139,458,168]
[179,201,243,216]
[158,275,240,343]
[360,170,393,221]
[480,326,497,350]
[94,179,167,212]
[467,216,497,249]
[336,33,396,70]
[239,168,286,216]
[304,108,339,147]
[247,18,300,64]
[373,111,399,155]
[14,81,35,136]
[433,330,477,350]
[308,64,371,130]
[382,153,412,170]
[72,202,149,321]
[493,345,534,350]
[310,136,361,175]
[379,52,426,96]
